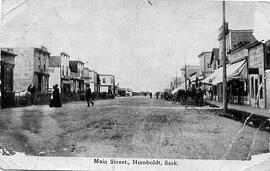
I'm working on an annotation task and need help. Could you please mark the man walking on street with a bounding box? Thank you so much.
[85,84,94,107]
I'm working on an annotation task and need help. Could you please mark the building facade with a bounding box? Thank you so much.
[99,74,115,94]
[210,48,219,71]
[69,60,84,92]
[0,50,17,108]
[248,41,268,108]
[89,70,100,92]
[212,26,257,103]
[225,44,249,105]
[198,52,213,78]
[82,67,90,90]
[218,23,256,67]
[2,47,51,93]
[49,52,71,93]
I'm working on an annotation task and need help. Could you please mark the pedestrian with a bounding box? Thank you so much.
[196,87,204,106]
[150,92,152,98]
[49,84,62,108]
[156,92,159,99]
[28,84,36,105]
[85,84,94,107]
[27,84,32,93]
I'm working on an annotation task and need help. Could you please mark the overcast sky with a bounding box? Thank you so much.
[1,0,270,92]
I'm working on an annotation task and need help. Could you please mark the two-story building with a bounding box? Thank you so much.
[69,60,84,92]
[2,46,51,93]
[0,50,17,108]
[198,52,213,78]
[218,23,257,67]
[89,70,100,92]
[207,25,257,103]
[49,52,71,93]
[99,74,115,94]
[82,67,90,90]
[247,40,270,109]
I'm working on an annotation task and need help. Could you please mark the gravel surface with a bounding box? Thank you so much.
[0,96,269,160]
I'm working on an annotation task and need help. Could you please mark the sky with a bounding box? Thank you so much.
[1,0,270,92]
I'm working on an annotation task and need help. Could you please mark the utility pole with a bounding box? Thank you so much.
[222,1,228,112]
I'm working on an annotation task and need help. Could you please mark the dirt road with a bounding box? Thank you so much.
[0,96,269,160]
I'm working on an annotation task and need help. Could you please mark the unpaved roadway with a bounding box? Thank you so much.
[0,96,269,160]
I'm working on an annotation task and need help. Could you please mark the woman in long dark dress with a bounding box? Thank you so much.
[49,84,62,107]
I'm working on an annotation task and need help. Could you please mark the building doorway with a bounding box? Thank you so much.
[250,74,264,108]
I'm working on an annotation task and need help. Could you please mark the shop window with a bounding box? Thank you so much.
[2,65,13,92]
[103,78,106,83]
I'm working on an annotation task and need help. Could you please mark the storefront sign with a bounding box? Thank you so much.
[249,43,264,74]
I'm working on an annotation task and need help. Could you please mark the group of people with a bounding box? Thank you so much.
[23,83,96,108]
[48,84,94,108]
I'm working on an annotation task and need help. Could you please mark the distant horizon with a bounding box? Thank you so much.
[1,0,270,92]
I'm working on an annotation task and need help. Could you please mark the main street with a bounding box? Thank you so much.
[0,96,269,160]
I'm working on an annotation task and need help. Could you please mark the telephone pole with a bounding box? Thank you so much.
[222,1,228,112]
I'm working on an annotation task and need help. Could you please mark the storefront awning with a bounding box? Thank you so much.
[201,66,224,84]
[212,60,247,85]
